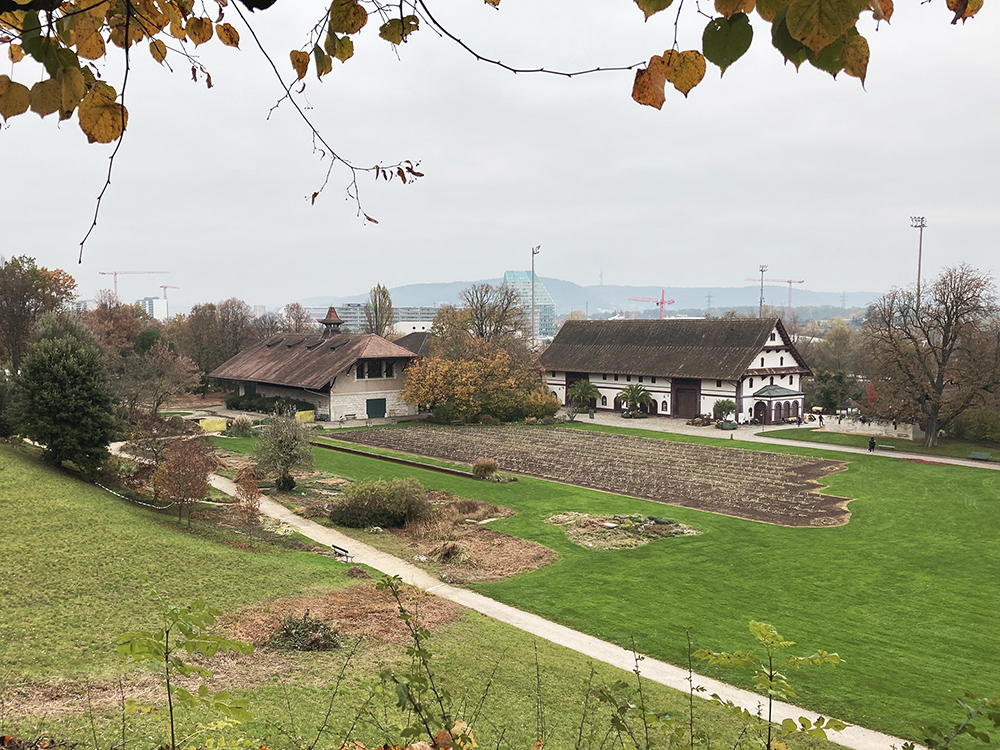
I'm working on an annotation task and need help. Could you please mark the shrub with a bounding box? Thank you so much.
[269,612,339,651]
[224,392,315,415]
[471,458,499,480]
[648,515,675,525]
[947,408,1000,444]
[330,477,432,528]
[226,414,255,437]
[480,414,498,426]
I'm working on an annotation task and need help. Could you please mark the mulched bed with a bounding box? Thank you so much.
[336,426,853,527]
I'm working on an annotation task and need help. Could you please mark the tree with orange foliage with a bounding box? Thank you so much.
[0,255,77,372]
[152,438,214,528]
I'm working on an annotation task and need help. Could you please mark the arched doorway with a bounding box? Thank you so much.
[792,401,800,418]
[648,400,657,415]
[613,396,622,411]
[754,401,767,424]
[775,402,783,422]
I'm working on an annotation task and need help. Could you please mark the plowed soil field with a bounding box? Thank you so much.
[335,426,852,527]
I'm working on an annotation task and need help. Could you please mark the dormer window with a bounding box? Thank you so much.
[770,332,776,341]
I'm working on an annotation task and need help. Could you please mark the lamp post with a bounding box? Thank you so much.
[531,245,540,348]
[758,264,768,318]
[910,216,926,310]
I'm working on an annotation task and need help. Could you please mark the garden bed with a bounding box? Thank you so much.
[336,426,852,527]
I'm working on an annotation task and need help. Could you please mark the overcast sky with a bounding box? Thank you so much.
[3,0,997,313]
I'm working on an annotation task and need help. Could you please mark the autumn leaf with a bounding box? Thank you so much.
[379,15,419,44]
[290,49,309,80]
[634,0,674,19]
[313,44,332,79]
[329,0,368,35]
[75,29,106,59]
[185,17,213,46]
[663,49,706,96]
[755,0,787,21]
[631,56,666,109]
[770,8,809,68]
[0,74,30,121]
[807,34,843,74]
[29,78,61,117]
[482,0,500,5]
[216,22,239,47]
[702,13,753,74]
[716,0,755,17]
[324,31,354,62]
[869,0,893,21]
[785,0,861,52]
[149,39,167,63]
[58,65,85,118]
[841,31,869,83]
[948,0,982,22]
[77,85,127,143]
[8,44,24,62]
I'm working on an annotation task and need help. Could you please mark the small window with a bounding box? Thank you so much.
[661,400,668,412]
[601,395,607,406]
[356,363,365,379]
[614,374,619,381]
[367,360,382,379]
[551,371,556,377]
[603,374,608,381]
[716,380,722,388]
[651,377,656,384]
[638,376,644,383]
[780,356,784,366]
[760,357,765,367]
[770,332,776,341]
[384,360,394,378]
[770,376,774,385]
[749,378,754,388]
[626,375,632,382]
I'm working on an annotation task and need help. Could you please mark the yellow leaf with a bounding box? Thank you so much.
[663,49,706,96]
[75,30,106,60]
[631,55,666,109]
[108,13,147,48]
[869,0,892,21]
[947,0,982,22]
[716,0,755,17]
[59,65,85,119]
[170,17,186,39]
[841,32,868,83]
[8,43,24,62]
[314,44,332,79]
[328,0,368,34]
[755,0,786,19]
[0,75,30,121]
[149,39,167,63]
[785,0,860,52]
[216,22,239,47]
[290,49,310,80]
[29,78,61,117]
[185,17,213,46]
[483,0,500,5]
[78,87,128,143]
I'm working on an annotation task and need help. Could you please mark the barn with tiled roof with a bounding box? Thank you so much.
[210,308,418,421]
[539,318,811,424]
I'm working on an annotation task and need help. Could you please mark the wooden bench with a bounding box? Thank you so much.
[877,444,896,451]
[330,544,354,562]
[969,451,992,461]
[450,420,463,426]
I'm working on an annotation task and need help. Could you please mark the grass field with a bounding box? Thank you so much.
[1,444,836,750]
[221,425,1000,742]
[761,426,1000,460]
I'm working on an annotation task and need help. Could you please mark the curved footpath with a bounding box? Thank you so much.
[209,469,919,750]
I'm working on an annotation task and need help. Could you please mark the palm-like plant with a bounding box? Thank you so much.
[619,383,653,416]
[567,379,600,412]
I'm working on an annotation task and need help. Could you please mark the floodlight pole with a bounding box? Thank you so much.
[911,216,926,311]
[531,245,540,348]
[758,264,768,318]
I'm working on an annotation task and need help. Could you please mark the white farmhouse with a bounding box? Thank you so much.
[539,318,811,424]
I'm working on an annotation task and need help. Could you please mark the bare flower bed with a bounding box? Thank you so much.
[336,426,852,527]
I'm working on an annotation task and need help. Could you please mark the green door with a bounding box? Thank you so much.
[366,398,387,419]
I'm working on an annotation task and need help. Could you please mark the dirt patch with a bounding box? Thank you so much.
[219,580,463,646]
[337,426,853,527]
[547,512,700,550]
[394,495,557,584]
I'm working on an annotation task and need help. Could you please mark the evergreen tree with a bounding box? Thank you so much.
[15,332,117,474]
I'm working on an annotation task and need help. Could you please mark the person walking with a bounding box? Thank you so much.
[868,436,876,453]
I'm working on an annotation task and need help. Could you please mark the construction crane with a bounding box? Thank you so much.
[628,289,675,319]
[744,277,805,319]
[98,270,169,300]
[159,285,179,318]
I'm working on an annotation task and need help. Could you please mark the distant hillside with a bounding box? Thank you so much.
[301,279,879,317]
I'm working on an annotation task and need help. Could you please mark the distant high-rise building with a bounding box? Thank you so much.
[305,303,441,333]
[503,271,555,340]
[136,296,168,320]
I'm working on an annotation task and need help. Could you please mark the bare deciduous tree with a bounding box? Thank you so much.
[364,283,395,338]
[864,265,1000,446]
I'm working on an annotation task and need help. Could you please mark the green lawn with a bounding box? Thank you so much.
[761,426,999,460]
[225,426,1000,742]
[2,443,838,750]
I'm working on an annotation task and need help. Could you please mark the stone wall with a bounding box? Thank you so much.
[823,417,925,441]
